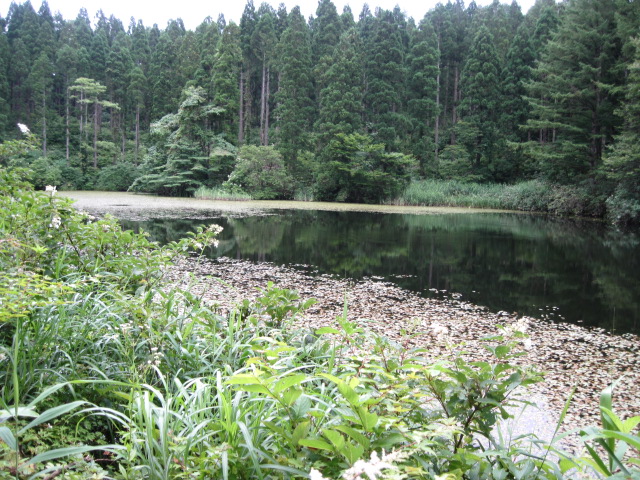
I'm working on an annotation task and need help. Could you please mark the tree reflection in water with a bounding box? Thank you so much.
[121,211,640,335]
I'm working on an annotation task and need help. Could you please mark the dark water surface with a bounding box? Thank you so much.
[120,210,640,335]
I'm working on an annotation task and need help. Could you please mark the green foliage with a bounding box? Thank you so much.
[193,185,252,201]
[131,86,236,196]
[523,0,623,183]
[397,178,607,216]
[0,163,636,479]
[95,162,140,191]
[315,133,417,203]
[227,145,294,200]
[571,382,640,478]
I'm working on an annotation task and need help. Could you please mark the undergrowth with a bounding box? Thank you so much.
[0,166,638,479]
[394,179,607,218]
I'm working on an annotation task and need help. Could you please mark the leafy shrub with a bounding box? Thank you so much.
[193,185,252,201]
[95,162,140,191]
[228,145,294,200]
[315,133,417,203]
[606,186,640,227]
[27,157,63,190]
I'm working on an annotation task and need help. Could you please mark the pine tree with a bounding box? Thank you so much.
[362,9,409,150]
[131,86,234,195]
[603,38,640,225]
[251,5,277,146]
[106,32,134,157]
[311,0,342,65]
[523,0,622,182]
[315,28,363,148]
[406,19,440,173]
[27,51,53,156]
[128,65,146,163]
[213,22,242,143]
[456,25,504,181]
[501,24,535,142]
[0,28,10,137]
[9,39,31,123]
[69,77,119,168]
[274,6,313,165]
[239,1,258,144]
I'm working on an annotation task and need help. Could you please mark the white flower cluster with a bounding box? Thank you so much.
[148,346,163,367]
[17,123,30,134]
[309,450,404,480]
[49,215,61,229]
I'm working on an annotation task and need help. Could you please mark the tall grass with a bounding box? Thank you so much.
[193,185,252,201]
[393,179,605,217]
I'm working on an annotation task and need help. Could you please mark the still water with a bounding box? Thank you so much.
[121,210,640,335]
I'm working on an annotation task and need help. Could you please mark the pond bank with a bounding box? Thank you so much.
[165,255,640,453]
[60,190,518,220]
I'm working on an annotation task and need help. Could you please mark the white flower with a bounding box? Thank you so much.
[342,451,396,480]
[49,215,61,229]
[45,185,57,196]
[206,224,223,235]
[17,123,30,134]
[309,469,329,480]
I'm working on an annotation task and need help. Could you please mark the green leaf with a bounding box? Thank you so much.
[0,406,38,421]
[316,327,340,335]
[225,374,263,385]
[355,407,378,432]
[281,388,303,406]
[292,421,310,446]
[235,384,272,396]
[299,438,333,451]
[27,444,124,466]
[0,426,17,451]
[343,442,365,464]
[274,374,306,394]
[598,430,640,451]
[334,424,370,449]
[322,429,345,451]
[19,401,86,434]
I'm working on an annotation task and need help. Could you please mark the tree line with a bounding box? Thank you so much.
[1,0,639,223]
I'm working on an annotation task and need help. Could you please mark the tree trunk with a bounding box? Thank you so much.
[265,65,270,145]
[435,66,440,164]
[135,105,140,165]
[65,91,70,165]
[260,58,267,145]
[93,101,98,168]
[42,90,47,157]
[451,64,459,145]
[239,69,245,144]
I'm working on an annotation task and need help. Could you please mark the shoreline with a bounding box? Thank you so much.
[165,255,640,453]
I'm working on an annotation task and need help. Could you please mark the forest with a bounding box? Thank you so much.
[1,0,639,224]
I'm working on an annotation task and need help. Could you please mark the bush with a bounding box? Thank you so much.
[396,178,609,218]
[95,162,140,191]
[228,145,294,200]
[315,133,417,203]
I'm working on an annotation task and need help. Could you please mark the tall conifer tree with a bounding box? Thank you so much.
[274,6,313,165]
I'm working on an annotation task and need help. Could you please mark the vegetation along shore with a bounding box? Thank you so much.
[2,0,640,225]
[2,167,638,478]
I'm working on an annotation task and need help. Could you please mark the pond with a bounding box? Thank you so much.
[116,208,640,335]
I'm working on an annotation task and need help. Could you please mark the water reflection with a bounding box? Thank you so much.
[120,211,640,334]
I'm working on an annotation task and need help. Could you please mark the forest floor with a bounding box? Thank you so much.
[165,255,640,456]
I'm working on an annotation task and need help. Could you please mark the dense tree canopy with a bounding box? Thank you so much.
[1,0,639,222]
